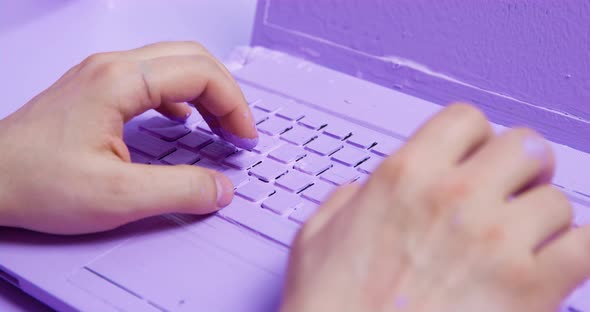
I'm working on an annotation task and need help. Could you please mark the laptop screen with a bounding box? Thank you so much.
[251,0,590,154]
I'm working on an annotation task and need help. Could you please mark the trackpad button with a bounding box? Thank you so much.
[85,218,287,312]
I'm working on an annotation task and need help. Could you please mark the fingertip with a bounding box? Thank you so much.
[218,127,259,150]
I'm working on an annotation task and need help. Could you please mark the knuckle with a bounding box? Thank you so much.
[507,127,541,141]
[91,60,135,81]
[193,54,218,71]
[376,151,418,184]
[80,52,116,68]
[427,176,473,213]
[181,41,208,54]
[448,103,490,131]
[446,103,485,122]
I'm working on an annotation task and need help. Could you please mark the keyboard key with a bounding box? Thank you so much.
[249,159,289,182]
[252,107,269,124]
[139,116,190,142]
[320,164,360,185]
[253,98,283,113]
[161,148,200,165]
[573,202,590,226]
[356,173,370,185]
[346,130,378,149]
[305,135,344,156]
[139,115,181,128]
[294,153,332,176]
[178,131,213,150]
[236,179,276,202]
[199,140,237,160]
[276,106,305,121]
[268,144,307,164]
[298,115,328,130]
[301,180,336,204]
[331,146,369,167]
[223,150,262,170]
[224,168,250,188]
[238,84,265,104]
[323,121,352,140]
[257,116,293,136]
[568,282,590,312]
[197,122,213,134]
[276,170,315,193]
[185,108,204,126]
[252,133,283,154]
[357,156,383,174]
[218,196,298,247]
[129,151,151,164]
[281,125,318,146]
[124,130,176,159]
[371,138,404,156]
[289,200,319,224]
[194,158,226,172]
[262,190,302,215]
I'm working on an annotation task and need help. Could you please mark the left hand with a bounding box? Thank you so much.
[0,41,258,234]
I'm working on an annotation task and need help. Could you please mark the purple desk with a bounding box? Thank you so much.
[0,0,256,310]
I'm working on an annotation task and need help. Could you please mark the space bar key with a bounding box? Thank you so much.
[218,197,299,247]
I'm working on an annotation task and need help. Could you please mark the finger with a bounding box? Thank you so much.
[193,102,223,138]
[459,128,555,198]
[504,185,572,249]
[123,42,241,124]
[535,226,590,300]
[82,42,236,125]
[102,55,257,149]
[109,163,234,221]
[121,41,235,81]
[300,183,361,240]
[154,102,192,123]
[144,55,257,149]
[400,103,493,171]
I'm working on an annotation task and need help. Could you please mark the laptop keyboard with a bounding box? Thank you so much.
[124,87,590,312]
[125,84,590,237]
[123,87,405,245]
[124,84,590,311]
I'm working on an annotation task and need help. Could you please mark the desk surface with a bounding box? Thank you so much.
[0,0,256,310]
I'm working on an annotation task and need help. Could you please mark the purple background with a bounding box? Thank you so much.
[253,0,590,153]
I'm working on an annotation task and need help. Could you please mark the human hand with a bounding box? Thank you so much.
[282,104,589,312]
[0,41,257,234]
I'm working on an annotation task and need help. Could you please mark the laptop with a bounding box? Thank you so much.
[1,1,590,311]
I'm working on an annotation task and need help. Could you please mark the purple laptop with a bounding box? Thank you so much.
[1,1,590,311]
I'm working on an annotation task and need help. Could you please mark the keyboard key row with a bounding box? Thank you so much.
[249,159,289,182]
[305,135,343,156]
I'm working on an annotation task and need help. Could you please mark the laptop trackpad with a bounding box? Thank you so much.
[82,216,288,312]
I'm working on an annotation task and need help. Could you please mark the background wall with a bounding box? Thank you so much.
[0,0,256,117]
[253,0,590,153]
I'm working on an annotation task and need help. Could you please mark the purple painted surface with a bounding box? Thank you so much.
[252,0,590,153]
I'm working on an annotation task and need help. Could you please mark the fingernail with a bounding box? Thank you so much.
[524,136,549,161]
[219,128,259,150]
[214,174,234,208]
[172,112,191,123]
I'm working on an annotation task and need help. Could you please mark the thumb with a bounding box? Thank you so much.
[110,163,234,221]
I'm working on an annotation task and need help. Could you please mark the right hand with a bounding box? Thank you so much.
[281,104,589,312]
